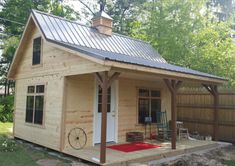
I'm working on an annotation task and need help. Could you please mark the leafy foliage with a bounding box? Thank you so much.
[0,137,17,152]
[105,0,147,35]
[0,96,14,122]
[0,0,80,99]
[130,0,235,85]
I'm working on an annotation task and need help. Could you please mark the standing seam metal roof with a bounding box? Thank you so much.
[32,10,226,81]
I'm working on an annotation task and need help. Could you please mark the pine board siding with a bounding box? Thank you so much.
[13,24,108,151]
[14,76,64,150]
[15,26,109,80]
[117,78,171,142]
[63,74,95,150]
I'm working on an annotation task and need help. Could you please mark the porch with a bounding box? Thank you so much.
[61,69,223,165]
[63,140,218,166]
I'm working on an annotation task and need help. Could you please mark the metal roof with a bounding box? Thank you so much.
[32,10,226,81]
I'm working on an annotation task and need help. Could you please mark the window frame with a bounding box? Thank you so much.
[137,87,162,124]
[25,84,46,127]
[32,36,43,67]
[97,85,111,113]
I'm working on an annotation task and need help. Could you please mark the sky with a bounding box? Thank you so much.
[63,0,98,24]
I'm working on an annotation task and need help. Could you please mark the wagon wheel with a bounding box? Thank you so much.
[68,127,87,150]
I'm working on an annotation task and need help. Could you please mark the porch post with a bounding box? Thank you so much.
[202,84,219,141]
[164,79,182,149]
[95,71,120,164]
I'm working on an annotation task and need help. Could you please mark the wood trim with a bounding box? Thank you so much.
[107,72,120,88]
[31,36,43,68]
[178,92,235,95]
[136,88,162,124]
[25,84,46,127]
[95,72,103,87]
[178,118,235,127]
[109,65,226,85]
[60,77,67,151]
[8,15,34,79]
[177,104,235,109]
[13,81,17,137]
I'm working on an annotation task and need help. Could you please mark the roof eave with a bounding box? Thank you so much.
[103,59,227,85]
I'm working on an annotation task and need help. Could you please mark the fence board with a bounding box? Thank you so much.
[177,88,235,143]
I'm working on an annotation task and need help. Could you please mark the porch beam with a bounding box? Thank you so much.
[164,78,182,149]
[95,72,103,87]
[94,71,120,164]
[202,84,219,141]
[107,72,120,88]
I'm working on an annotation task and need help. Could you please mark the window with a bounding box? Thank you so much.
[32,37,42,65]
[25,85,45,125]
[98,86,111,113]
[138,89,161,124]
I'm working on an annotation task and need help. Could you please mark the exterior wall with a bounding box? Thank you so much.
[14,75,64,150]
[13,24,107,151]
[63,74,95,150]
[118,77,171,143]
[15,27,107,80]
[61,75,171,150]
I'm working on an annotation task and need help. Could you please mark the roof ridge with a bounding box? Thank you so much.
[32,9,150,45]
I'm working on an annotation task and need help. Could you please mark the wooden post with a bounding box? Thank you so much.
[95,71,120,164]
[164,79,182,149]
[202,84,219,141]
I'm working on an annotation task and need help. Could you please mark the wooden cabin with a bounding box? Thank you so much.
[8,10,226,164]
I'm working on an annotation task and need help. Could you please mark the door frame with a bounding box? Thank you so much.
[92,80,119,146]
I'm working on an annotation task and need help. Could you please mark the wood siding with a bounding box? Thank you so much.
[118,78,171,142]
[14,76,64,150]
[63,74,95,150]
[13,24,108,151]
[177,90,235,142]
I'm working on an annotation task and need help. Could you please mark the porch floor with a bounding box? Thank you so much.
[63,140,218,166]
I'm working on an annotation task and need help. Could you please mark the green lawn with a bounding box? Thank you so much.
[0,122,13,136]
[222,160,235,166]
[0,122,38,166]
[0,122,72,166]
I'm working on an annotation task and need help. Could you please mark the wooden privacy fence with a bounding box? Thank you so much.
[177,87,235,143]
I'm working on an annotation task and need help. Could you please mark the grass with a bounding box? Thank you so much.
[0,122,71,166]
[0,122,13,136]
[222,160,235,166]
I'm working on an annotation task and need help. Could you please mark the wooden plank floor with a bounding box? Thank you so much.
[62,140,218,166]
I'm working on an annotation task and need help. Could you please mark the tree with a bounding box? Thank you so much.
[190,22,235,84]
[0,0,80,98]
[105,0,147,35]
[130,0,235,85]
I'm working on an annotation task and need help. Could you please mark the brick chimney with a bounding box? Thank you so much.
[92,11,112,36]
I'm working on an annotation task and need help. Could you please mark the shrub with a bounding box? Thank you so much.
[0,95,14,122]
[0,137,17,152]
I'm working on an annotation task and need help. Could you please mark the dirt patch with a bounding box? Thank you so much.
[160,145,235,166]
[36,159,62,166]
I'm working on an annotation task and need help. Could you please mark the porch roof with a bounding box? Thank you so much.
[31,10,226,83]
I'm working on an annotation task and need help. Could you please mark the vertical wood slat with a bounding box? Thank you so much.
[177,88,235,142]
[202,84,219,141]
